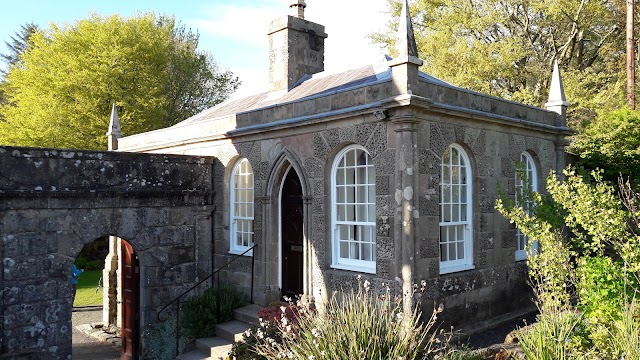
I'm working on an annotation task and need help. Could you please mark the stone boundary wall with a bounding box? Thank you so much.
[0,146,213,194]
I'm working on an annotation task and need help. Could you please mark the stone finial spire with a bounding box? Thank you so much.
[388,0,423,95]
[545,60,569,123]
[396,0,420,59]
[106,103,122,151]
[290,0,306,19]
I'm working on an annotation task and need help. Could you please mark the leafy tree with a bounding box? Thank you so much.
[571,109,640,181]
[0,14,239,150]
[373,0,628,129]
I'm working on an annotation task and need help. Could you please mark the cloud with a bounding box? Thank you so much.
[193,0,393,98]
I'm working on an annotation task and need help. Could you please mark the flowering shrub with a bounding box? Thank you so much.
[229,302,306,360]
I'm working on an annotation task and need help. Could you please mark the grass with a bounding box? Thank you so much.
[73,269,103,307]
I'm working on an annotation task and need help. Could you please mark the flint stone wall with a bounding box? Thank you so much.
[0,146,215,359]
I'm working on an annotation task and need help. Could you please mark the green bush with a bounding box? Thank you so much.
[576,256,637,324]
[180,284,244,339]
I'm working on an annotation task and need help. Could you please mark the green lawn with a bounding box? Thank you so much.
[74,269,103,307]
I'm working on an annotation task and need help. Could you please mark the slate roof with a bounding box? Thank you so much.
[175,64,391,126]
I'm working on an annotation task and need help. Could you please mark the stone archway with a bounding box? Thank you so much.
[0,146,216,359]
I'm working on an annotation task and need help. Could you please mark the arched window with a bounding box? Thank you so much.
[331,145,376,273]
[439,144,473,274]
[515,152,538,261]
[230,158,254,254]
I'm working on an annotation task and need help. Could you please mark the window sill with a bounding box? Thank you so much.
[330,264,376,274]
[229,249,253,257]
[439,263,475,275]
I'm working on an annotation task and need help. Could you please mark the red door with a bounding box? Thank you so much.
[121,241,139,360]
[281,169,304,298]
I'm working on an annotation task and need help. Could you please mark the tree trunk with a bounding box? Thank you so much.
[627,0,636,109]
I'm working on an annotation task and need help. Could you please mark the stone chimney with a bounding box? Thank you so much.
[268,1,328,92]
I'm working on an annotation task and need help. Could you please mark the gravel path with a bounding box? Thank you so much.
[459,311,538,349]
[72,307,120,360]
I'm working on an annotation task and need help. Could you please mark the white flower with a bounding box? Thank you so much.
[280,306,287,313]
[309,356,315,360]
[363,280,370,291]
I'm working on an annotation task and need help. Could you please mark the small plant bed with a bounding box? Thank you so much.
[230,280,482,360]
[73,269,102,307]
[180,284,245,339]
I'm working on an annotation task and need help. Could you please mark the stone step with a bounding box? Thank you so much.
[233,304,262,326]
[176,349,211,360]
[215,320,252,343]
[196,336,233,359]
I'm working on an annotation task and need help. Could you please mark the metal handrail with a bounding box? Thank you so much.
[156,244,257,356]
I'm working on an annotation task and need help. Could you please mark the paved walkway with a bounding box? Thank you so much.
[72,307,120,360]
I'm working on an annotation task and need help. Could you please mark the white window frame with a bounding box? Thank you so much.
[515,152,538,261]
[439,144,474,274]
[330,145,376,274]
[230,158,254,256]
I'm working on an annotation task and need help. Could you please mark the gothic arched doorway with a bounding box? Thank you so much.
[280,167,304,298]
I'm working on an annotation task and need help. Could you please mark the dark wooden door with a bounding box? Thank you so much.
[121,241,139,360]
[281,169,304,298]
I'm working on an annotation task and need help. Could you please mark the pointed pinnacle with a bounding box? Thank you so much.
[106,103,122,138]
[547,60,568,104]
[396,0,419,58]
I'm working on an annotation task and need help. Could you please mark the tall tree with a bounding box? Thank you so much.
[373,0,627,128]
[1,23,38,73]
[627,0,636,109]
[0,14,239,150]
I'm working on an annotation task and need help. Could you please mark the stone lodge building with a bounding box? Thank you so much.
[0,1,572,358]
[115,0,570,325]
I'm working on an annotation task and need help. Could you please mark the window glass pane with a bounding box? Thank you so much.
[346,205,355,221]
[337,169,345,185]
[357,204,366,222]
[443,185,451,203]
[338,205,345,221]
[460,204,467,221]
[452,166,459,184]
[362,243,372,261]
[350,242,358,259]
[368,204,376,222]
[368,166,375,184]
[440,243,448,261]
[346,168,355,184]
[449,243,457,260]
[443,204,451,222]
[346,150,356,166]
[457,242,464,259]
[451,204,459,222]
[443,165,451,184]
[452,185,460,203]
[340,241,349,258]
[452,150,459,166]
[337,186,345,204]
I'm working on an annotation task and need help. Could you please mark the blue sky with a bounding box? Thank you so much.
[0,0,391,98]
